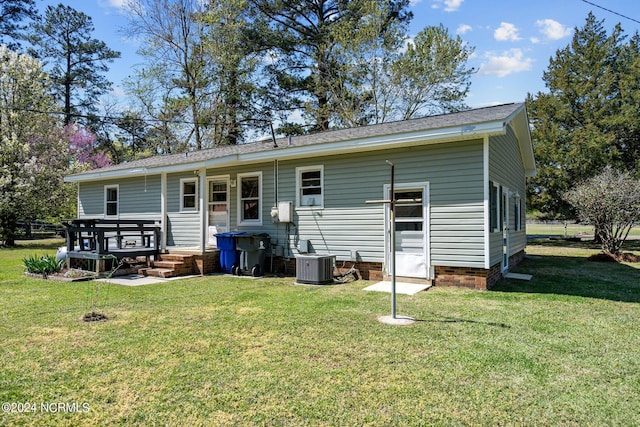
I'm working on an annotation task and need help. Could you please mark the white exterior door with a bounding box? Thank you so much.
[207,177,229,247]
[384,183,430,279]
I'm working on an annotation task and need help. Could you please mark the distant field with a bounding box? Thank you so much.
[527,222,640,237]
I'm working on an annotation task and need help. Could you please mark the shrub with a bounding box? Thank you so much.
[23,254,63,275]
[564,167,640,255]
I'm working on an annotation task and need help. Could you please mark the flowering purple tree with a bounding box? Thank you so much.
[66,125,111,170]
[564,167,640,256]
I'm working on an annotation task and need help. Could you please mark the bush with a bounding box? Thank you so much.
[564,167,640,255]
[23,254,63,275]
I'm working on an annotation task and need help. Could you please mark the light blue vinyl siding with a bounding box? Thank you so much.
[489,125,527,266]
[78,138,498,269]
[166,172,200,247]
[78,176,161,220]
[276,139,485,267]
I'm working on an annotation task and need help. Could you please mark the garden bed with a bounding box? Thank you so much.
[24,269,97,282]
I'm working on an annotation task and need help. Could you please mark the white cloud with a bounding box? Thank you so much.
[444,0,463,12]
[430,0,463,12]
[109,86,127,99]
[478,48,533,77]
[99,0,126,8]
[457,24,472,35]
[536,19,573,40]
[494,22,521,42]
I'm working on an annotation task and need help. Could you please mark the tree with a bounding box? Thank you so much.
[388,25,474,119]
[334,23,475,126]
[249,0,412,132]
[201,0,268,145]
[66,124,111,170]
[0,0,37,50]
[527,13,640,217]
[28,4,120,125]
[0,46,70,246]
[124,0,212,150]
[564,167,640,256]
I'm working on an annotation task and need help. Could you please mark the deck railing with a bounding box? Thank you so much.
[64,219,161,259]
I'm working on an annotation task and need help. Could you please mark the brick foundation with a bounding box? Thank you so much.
[434,264,501,290]
[193,251,219,275]
[434,250,526,290]
[220,250,526,290]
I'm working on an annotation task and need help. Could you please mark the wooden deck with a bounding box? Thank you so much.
[64,219,161,273]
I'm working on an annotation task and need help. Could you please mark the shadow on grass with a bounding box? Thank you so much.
[426,316,510,328]
[493,243,640,303]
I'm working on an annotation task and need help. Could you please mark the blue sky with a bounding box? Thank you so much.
[38,0,640,109]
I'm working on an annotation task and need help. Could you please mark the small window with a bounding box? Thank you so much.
[514,197,522,231]
[105,185,119,217]
[180,178,198,212]
[297,166,324,208]
[238,172,262,224]
[489,181,501,232]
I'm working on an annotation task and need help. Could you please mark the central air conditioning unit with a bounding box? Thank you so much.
[295,254,335,285]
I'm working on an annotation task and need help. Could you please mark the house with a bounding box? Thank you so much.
[64,102,535,289]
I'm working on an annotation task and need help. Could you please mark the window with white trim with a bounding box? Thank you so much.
[297,165,323,208]
[238,172,262,224]
[489,181,501,232]
[105,185,119,217]
[514,197,522,231]
[180,178,198,212]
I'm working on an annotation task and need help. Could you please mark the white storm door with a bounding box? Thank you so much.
[384,183,430,279]
[207,177,229,246]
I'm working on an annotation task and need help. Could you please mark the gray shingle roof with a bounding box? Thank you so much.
[67,103,525,178]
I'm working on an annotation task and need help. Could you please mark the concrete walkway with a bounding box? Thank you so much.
[363,281,431,295]
[96,274,200,286]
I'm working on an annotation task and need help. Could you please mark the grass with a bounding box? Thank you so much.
[526,221,640,237]
[1,239,639,426]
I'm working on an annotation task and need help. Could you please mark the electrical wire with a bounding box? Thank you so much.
[580,0,640,25]
[0,105,302,127]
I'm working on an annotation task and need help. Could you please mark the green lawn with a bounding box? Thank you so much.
[1,239,639,426]
[526,221,640,237]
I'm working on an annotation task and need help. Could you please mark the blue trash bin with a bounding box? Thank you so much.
[215,232,246,273]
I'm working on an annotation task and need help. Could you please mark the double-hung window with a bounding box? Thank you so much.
[514,197,522,231]
[297,165,324,208]
[238,172,262,224]
[489,181,502,232]
[105,185,119,217]
[180,178,198,212]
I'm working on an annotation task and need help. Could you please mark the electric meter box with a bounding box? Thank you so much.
[277,201,293,223]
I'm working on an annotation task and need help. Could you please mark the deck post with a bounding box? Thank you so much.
[161,173,167,251]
